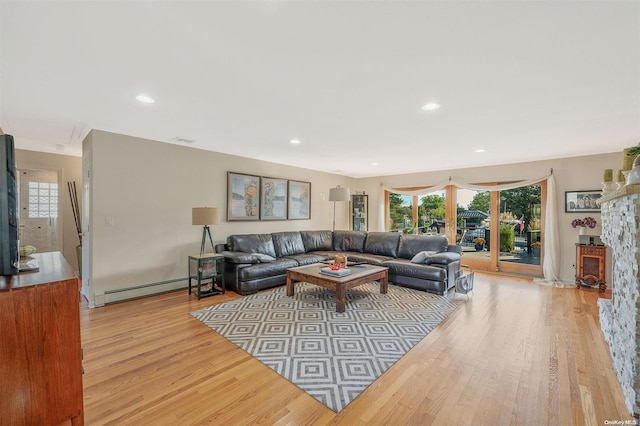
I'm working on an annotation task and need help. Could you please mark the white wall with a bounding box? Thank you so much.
[357,152,621,284]
[84,130,356,305]
[15,149,83,272]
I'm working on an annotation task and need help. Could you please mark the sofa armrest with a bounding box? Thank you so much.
[446,245,462,255]
[215,243,229,253]
[426,251,461,265]
[219,251,262,264]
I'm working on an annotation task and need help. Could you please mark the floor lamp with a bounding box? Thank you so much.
[192,207,220,255]
[329,186,350,231]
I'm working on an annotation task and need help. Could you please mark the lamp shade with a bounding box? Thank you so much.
[192,207,220,225]
[329,186,350,202]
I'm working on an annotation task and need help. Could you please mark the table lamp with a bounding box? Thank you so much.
[192,207,220,255]
[329,186,350,231]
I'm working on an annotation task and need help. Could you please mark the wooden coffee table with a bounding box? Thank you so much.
[286,263,389,313]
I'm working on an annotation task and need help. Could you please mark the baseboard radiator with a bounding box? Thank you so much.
[100,278,189,306]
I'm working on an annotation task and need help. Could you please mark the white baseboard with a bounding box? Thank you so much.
[101,278,189,305]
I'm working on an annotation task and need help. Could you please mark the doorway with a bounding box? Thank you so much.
[18,168,61,253]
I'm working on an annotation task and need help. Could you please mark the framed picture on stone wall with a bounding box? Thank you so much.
[564,190,602,213]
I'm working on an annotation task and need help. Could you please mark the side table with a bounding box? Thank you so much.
[575,244,607,293]
[189,254,225,299]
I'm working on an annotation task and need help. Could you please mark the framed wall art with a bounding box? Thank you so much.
[288,180,311,220]
[260,177,288,220]
[227,172,260,221]
[564,190,602,213]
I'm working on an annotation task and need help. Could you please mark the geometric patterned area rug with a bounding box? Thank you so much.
[191,282,462,412]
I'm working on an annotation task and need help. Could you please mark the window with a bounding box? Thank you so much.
[388,193,414,231]
[28,182,58,218]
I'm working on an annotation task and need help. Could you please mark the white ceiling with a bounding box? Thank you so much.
[1,1,638,178]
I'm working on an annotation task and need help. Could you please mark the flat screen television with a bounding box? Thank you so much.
[0,134,19,275]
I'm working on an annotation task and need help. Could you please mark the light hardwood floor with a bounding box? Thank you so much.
[81,274,633,425]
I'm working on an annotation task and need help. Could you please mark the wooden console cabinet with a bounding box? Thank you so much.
[0,252,84,425]
[575,244,607,292]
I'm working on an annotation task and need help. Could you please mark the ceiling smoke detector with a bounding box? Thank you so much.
[171,137,195,144]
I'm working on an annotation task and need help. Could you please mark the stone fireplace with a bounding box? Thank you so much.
[599,186,640,417]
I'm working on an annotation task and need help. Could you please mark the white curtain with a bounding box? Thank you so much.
[535,174,564,287]
[379,172,563,284]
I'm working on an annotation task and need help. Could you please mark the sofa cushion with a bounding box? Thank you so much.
[237,258,299,281]
[300,230,333,252]
[285,253,328,265]
[426,251,461,265]
[272,231,306,257]
[364,232,401,258]
[346,253,394,266]
[333,230,367,252]
[397,235,449,259]
[228,234,277,258]
[410,250,437,263]
[253,253,276,262]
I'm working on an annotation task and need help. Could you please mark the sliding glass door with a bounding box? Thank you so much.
[458,188,491,266]
[497,183,544,276]
[386,180,545,276]
[459,182,544,275]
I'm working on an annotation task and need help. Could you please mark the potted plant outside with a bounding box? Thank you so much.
[531,241,542,257]
[472,237,486,251]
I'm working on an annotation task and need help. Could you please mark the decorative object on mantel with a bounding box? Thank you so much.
[571,217,597,235]
[623,145,640,170]
[616,169,625,190]
[602,169,615,193]
[602,183,615,194]
[623,143,640,185]
[626,166,640,186]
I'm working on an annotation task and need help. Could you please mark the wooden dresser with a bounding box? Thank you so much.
[0,252,83,425]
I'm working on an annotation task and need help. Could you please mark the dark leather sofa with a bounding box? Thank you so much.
[215,230,462,296]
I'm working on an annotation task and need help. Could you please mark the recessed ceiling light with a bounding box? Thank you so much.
[474,148,486,153]
[421,102,441,111]
[371,162,379,166]
[135,94,155,104]
[290,139,301,145]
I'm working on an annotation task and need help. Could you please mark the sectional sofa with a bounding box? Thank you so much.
[215,230,462,296]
